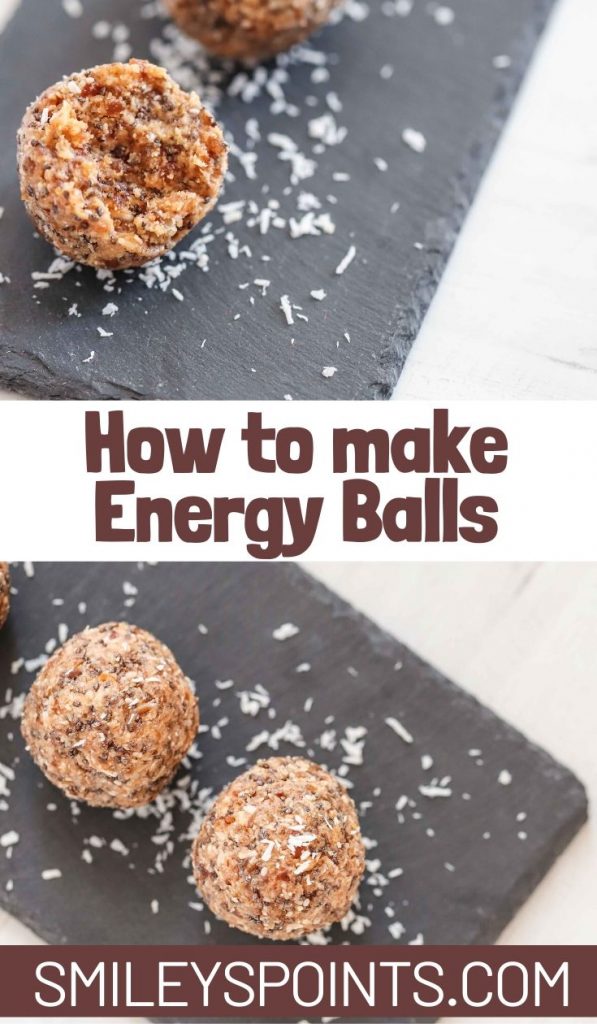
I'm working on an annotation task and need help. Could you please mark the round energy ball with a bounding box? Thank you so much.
[21,622,199,809]
[192,756,365,939]
[165,0,342,61]
[17,59,228,269]
[0,563,10,629]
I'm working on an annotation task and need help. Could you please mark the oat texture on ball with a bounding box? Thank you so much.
[193,756,365,939]
[17,60,228,270]
[0,563,10,630]
[165,0,342,60]
[21,622,199,808]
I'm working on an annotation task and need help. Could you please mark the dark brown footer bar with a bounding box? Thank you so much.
[0,946,594,1018]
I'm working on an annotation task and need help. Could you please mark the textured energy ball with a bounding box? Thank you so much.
[192,756,365,939]
[17,59,228,269]
[21,622,199,809]
[165,0,342,61]
[0,563,9,629]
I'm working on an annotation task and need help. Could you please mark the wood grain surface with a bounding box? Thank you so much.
[396,0,597,401]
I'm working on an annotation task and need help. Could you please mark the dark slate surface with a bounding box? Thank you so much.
[0,0,557,400]
[0,563,587,984]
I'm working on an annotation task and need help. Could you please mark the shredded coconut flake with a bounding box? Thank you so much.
[385,717,413,744]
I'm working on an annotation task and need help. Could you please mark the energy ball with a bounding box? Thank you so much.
[165,0,342,61]
[0,563,9,629]
[192,756,365,939]
[21,622,199,809]
[17,59,228,269]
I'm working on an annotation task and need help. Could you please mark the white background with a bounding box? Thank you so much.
[395,0,597,402]
[1,0,597,401]
[0,401,596,562]
[1,562,595,1024]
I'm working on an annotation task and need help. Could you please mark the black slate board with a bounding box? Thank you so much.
[0,563,588,983]
[0,0,556,400]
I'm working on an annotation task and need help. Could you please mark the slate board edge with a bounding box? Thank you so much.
[371,0,559,401]
[0,0,560,402]
[0,354,147,401]
[0,563,588,953]
[157,563,590,1024]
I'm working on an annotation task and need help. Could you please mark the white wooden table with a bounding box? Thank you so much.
[396,0,597,401]
[1,0,596,401]
[1,562,596,1024]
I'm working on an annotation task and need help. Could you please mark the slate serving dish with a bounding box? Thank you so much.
[0,0,556,399]
[0,562,587,977]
